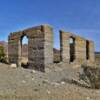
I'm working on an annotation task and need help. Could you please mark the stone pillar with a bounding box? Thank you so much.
[75,36,86,64]
[42,25,53,66]
[17,35,22,67]
[8,34,19,66]
[60,31,70,63]
[28,25,53,72]
[28,37,45,71]
[88,41,95,64]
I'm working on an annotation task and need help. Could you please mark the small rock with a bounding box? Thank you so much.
[10,64,17,68]
[47,90,51,94]
[86,97,91,100]
[31,70,36,73]
[61,81,65,85]
[42,80,49,84]
[32,78,34,81]
[51,82,60,86]
[22,80,26,84]
[34,88,38,92]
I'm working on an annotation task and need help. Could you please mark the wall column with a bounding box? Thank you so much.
[60,31,70,63]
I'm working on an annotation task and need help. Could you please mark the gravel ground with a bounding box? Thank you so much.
[0,63,100,100]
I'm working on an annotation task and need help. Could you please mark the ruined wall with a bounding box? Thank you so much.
[60,30,95,66]
[8,24,95,71]
[8,25,53,72]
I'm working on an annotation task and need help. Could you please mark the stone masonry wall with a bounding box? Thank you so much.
[8,25,53,72]
[8,33,19,65]
[8,24,95,71]
[60,30,73,63]
[60,30,95,66]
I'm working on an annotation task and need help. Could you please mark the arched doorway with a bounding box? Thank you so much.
[86,40,90,60]
[69,37,75,62]
[20,35,29,68]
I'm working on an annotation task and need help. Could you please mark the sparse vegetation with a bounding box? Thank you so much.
[80,64,100,89]
[0,45,6,63]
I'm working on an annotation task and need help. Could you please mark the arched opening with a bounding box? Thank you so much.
[21,35,29,68]
[69,37,75,62]
[86,40,90,60]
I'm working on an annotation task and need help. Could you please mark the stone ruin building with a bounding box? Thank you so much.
[8,25,95,72]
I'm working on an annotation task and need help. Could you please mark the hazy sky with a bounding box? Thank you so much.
[0,0,100,51]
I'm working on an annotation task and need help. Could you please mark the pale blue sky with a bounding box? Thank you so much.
[0,0,100,51]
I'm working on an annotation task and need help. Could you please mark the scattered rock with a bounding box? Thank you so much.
[32,78,34,81]
[86,97,91,100]
[22,80,26,84]
[31,70,36,74]
[47,90,51,94]
[51,82,60,86]
[61,81,65,85]
[10,64,17,68]
[42,80,50,84]
[34,88,39,92]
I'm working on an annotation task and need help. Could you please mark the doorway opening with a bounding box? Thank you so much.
[21,35,29,68]
[86,40,90,60]
[69,37,75,62]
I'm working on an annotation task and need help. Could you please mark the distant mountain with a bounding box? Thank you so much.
[95,52,100,54]
[53,48,60,63]
[53,48,60,54]
[0,41,7,47]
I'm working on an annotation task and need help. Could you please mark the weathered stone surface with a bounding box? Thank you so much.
[60,30,95,67]
[75,36,86,64]
[8,25,53,72]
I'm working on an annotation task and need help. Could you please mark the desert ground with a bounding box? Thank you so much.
[0,61,100,100]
